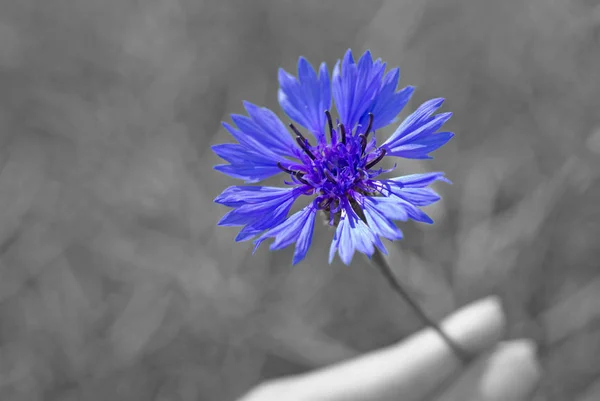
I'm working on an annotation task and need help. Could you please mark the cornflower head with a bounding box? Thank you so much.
[213,49,453,265]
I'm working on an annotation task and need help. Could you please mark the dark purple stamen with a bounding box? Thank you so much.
[295,137,316,160]
[325,110,334,143]
[338,123,346,144]
[277,162,310,185]
[277,162,297,175]
[359,134,367,155]
[324,169,337,183]
[295,173,310,186]
[364,113,374,138]
[289,123,307,142]
[290,123,316,160]
[365,148,387,169]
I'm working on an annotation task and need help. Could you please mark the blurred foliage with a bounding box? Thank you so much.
[0,0,599,400]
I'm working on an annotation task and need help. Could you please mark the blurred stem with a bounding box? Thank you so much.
[369,248,471,363]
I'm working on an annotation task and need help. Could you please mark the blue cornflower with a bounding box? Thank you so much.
[213,49,453,265]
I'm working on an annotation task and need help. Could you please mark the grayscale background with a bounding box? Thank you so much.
[0,0,599,400]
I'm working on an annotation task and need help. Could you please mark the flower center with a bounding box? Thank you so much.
[278,111,387,214]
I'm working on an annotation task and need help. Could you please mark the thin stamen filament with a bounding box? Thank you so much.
[277,162,298,175]
[289,123,307,142]
[365,148,387,169]
[364,113,374,138]
[324,169,337,183]
[295,172,310,186]
[338,123,346,144]
[325,110,335,144]
[295,136,316,160]
[359,134,367,155]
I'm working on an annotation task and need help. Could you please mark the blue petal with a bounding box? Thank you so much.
[330,209,354,265]
[242,101,297,156]
[214,120,296,183]
[357,67,415,132]
[233,203,297,241]
[362,195,410,221]
[328,202,385,265]
[394,188,441,207]
[364,192,434,225]
[390,172,451,187]
[213,164,282,183]
[217,188,301,236]
[212,143,277,166]
[382,98,453,159]
[278,58,331,143]
[253,206,317,265]
[223,121,285,161]
[388,112,452,146]
[235,226,263,242]
[362,198,404,241]
[333,50,387,132]
[388,98,446,140]
[387,132,454,159]
[214,103,307,183]
[395,197,434,224]
[214,186,295,207]
[331,50,356,133]
[293,208,317,265]
[379,172,451,208]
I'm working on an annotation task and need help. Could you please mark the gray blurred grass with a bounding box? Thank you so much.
[0,0,600,400]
